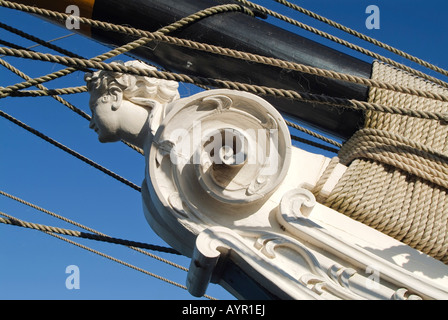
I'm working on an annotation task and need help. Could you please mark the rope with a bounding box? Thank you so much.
[0,58,91,119]
[290,135,339,154]
[0,211,180,254]
[271,0,448,79]
[0,210,215,299]
[0,2,252,97]
[1,1,447,105]
[0,190,188,271]
[47,232,216,298]
[0,190,187,270]
[0,110,142,192]
[325,61,448,264]
[234,0,448,89]
[2,47,447,122]
[286,120,342,148]
[0,50,338,154]
[311,156,340,203]
[338,128,448,190]
[0,53,144,154]
[0,21,83,59]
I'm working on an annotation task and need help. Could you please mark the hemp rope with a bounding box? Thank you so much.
[324,61,448,264]
[0,211,181,254]
[0,210,216,299]
[1,0,448,103]
[0,189,189,271]
[2,47,448,122]
[234,0,448,89]
[272,0,448,79]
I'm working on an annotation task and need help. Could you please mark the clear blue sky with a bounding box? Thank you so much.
[0,0,447,300]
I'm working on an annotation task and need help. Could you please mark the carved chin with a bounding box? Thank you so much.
[98,132,120,143]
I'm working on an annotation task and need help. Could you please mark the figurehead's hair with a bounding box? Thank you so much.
[84,60,180,107]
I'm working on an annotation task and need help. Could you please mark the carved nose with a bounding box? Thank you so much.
[89,119,95,129]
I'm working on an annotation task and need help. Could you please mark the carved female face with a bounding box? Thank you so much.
[88,87,122,143]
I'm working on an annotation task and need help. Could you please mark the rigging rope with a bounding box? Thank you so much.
[324,61,448,264]
[0,211,180,254]
[0,2,253,97]
[2,47,447,122]
[1,0,447,295]
[0,110,142,192]
[0,190,187,270]
[0,3,447,104]
[271,0,448,79]
[0,211,215,299]
[233,0,448,89]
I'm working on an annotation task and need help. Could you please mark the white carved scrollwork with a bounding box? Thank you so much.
[276,187,447,300]
[86,62,448,300]
[145,89,292,241]
[279,188,316,219]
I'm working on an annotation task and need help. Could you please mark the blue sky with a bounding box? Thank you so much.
[0,0,447,300]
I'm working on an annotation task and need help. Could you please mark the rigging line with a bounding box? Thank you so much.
[233,0,448,89]
[0,55,340,150]
[1,8,445,104]
[0,21,80,59]
[0,211,215,300]
[26,33,76,51]
[2,2,446,104]
[2,49,447,122]
[0,211,180,254]
[1,5,448,105]
[150,38,448,103]
[6,86,88,96]
[0,1,254,97]
[0,110,142,192]
[286,120,342,148]
[0,38,36,52]
[0,57,143,155]
[271,0,448,78]
[0,58,91,120]
[0,189,187,271]
[290,135,339,154]
[3,84,341,152]
[0,17,201,99]
[2,86,342,153]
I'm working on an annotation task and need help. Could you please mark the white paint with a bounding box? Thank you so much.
[86,61,448,300]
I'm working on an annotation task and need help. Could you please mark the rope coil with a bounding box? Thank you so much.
[325,61,448,264]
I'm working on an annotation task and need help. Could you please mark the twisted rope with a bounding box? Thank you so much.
[0,211,215,299]
[325,61,448,264]
[2,46,447,122]
[272,0,448,78]
[0,2,252,96]
[0,110,142,192]
[338,128,448,190]
[1,0,447,105]
[234,0,448,89]
[0,190,186,269]
[0,211,180,254]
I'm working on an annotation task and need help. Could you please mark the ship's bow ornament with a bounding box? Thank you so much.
[86,61,448,300]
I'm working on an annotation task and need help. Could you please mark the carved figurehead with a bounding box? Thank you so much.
[84,60,180,150]
[84,61,448,300]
